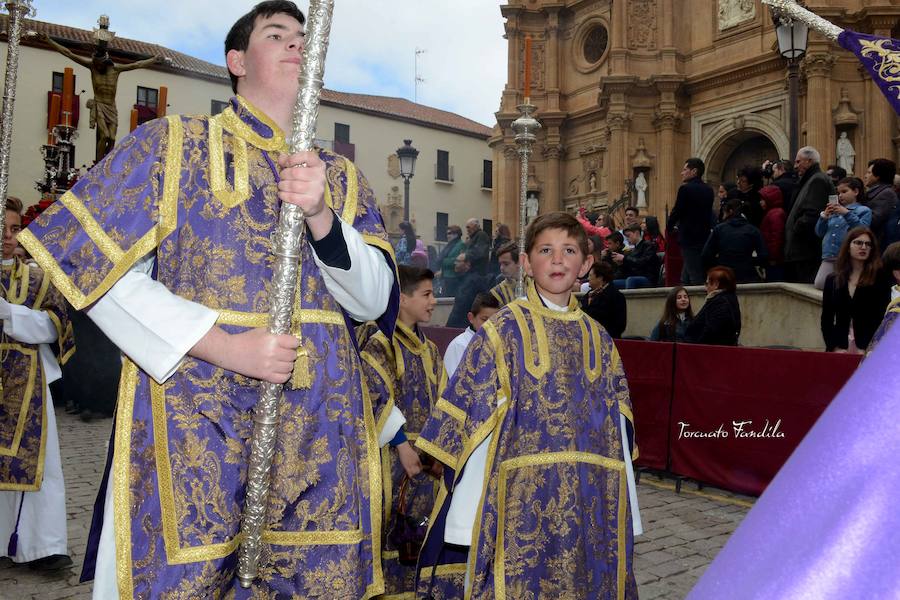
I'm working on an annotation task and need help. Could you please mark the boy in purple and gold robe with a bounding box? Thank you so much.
[19,2,397,598]
[361,265,442,597]
[489,241,520,308]
[416,212,641,600]
[0,197,74,570]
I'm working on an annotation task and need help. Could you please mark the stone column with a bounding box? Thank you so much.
[610,0,627,74]
[502,144,521,233]
[802,50,835,162]
[654,112,680,220]
[542,140,563,212]
[867,17,897,162]
[606,112,631,208]
[544,6,561,112]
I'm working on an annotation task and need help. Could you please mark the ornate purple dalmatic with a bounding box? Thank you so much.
[838,31,900,116]
[416,281,638,600]
[0,260,72,491]
[489,279,516,307]
[867,292,899,355]
[360,320,442,597]
[20,96,398,598]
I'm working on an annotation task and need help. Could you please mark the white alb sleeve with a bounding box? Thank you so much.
[86,254,219,384]
[311,219,393,322]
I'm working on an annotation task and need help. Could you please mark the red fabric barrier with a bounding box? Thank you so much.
[669,344,862,496]
[664,228,683,286]
[615,339,673,471]
[421,325,464,358]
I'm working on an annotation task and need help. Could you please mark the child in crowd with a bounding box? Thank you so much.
[489,242,520,307]
[581,261,627,338]
[814,176,872,290]
[416,212,640,600]
[444,292,501,378]
[650,286,695,342]
[360,265,442,596]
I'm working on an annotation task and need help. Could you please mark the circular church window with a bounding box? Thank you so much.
[583,25,609,64]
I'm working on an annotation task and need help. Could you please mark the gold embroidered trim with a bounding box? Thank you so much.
[581,319,603,383]
[520,278,583,320]
[361,234,397,265]
[261,529,364,545]
[0,345,38,457]
[362,351,395,437]
[59,192,124,262]
[415,437,457,471]
[482,322,511,403]
[215,308,344,328]
[225,97,287,152]
[420,563,468,577]
[340,158,359,224]
[113,360,139,598]
[493,451,626,600]
[2,261,30,305]
[208,114,251,209]
[436,398,467,424]
[509,303,551,381]
[360,355,386,596]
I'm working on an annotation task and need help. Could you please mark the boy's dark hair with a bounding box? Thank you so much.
[724,198,743,215]
[827,165,847,180]
[398,264,434,296]
[882,241,900,272]
[605,231,625,246]
[225,1,306,93]
[469,292,500,315]
[624,206,639,216]
[623,223,642,234]
[684,157,706,178]
[495,241,519,263]
[738,165,763,189]
[590,261,614,282]
[867,158,897,185]
[837,176,865,196]
[4,195,22,214]
[524,212,589,256]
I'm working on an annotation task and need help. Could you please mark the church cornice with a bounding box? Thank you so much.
[685,56,784,96]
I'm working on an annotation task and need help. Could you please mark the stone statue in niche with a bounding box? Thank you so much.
[718,0,755,31]
[836,132,856,174]
[526,192,540,223]
[635,172,648,208]
[589,171,597,192]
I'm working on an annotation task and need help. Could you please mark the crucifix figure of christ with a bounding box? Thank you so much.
[42,15,159,162]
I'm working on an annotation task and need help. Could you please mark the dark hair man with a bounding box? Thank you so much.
[668,157,714,285]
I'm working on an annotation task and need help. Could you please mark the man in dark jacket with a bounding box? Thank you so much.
[613,225,660,289]
[668,157,714,285]
[581,261,627,338]
[770,159,798,214]
[463,218,491,275]
[702,199,769,283]
[862,158,899,247]
[785,146,834,283]
[446,252,491,328]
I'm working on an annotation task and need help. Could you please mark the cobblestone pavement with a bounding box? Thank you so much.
[2,408,754,600]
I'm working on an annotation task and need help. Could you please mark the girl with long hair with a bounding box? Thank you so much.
[821,226,892,353]
[395,221,416,266]
[650,286,694,341]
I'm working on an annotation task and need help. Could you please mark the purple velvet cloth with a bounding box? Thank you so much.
[838,31,900,116]
[689,323,900,598]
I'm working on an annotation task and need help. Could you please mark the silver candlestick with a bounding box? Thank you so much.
[511,102,541,298]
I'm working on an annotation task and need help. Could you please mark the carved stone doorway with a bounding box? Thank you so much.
[706,132,779,186]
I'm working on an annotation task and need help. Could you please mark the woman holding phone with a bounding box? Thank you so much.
[814,177,872,290]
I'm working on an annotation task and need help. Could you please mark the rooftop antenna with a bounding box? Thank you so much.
[414,47,426,103]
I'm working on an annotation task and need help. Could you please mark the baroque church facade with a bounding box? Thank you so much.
[490,0,900,228]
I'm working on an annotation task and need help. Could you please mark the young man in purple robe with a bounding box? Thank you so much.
[416,212,640,599]
[0,197,74,571]
[20,1,397,597]
[361,265,442,597]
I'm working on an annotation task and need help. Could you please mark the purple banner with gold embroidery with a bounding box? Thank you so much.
[839,30,900,116]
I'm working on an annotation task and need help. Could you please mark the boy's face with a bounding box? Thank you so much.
[467,306,499,331]
[3,210,21,260]
[607,238,622,253]
[498,252,519,282]
[399,279,437,325]
[523,228,593,306]
[227,13,306,102]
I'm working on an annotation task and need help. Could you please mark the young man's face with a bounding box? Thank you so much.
[607,238,623,253]
[3,210,21,260]
[227,12,306,102]
[467,306,499,331]
[681,163,697,182]
[399,279,436,325]
[624,210,638,226]
[625,230,642,246]
[864,164,876,187]
[498,252,519,282]
[523,228,593,306]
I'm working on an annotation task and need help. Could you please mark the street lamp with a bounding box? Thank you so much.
[396,139,419,221]
[773,10,809,159]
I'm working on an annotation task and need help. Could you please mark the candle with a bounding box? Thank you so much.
[523,36,532,101]
[157,86,168,117]
[130,108,138,132]
[62,67,74,115]
[48,93,61,131]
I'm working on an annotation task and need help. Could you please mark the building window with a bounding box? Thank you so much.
[211,100,229,115]
[583,25,609,64]
[136,86,158,110]
[334,122,350,144]
[436,149,453,182]
[436,212,449,242]
[483,219,493,237]
[52,72,64,94]
[482,159,493,189]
